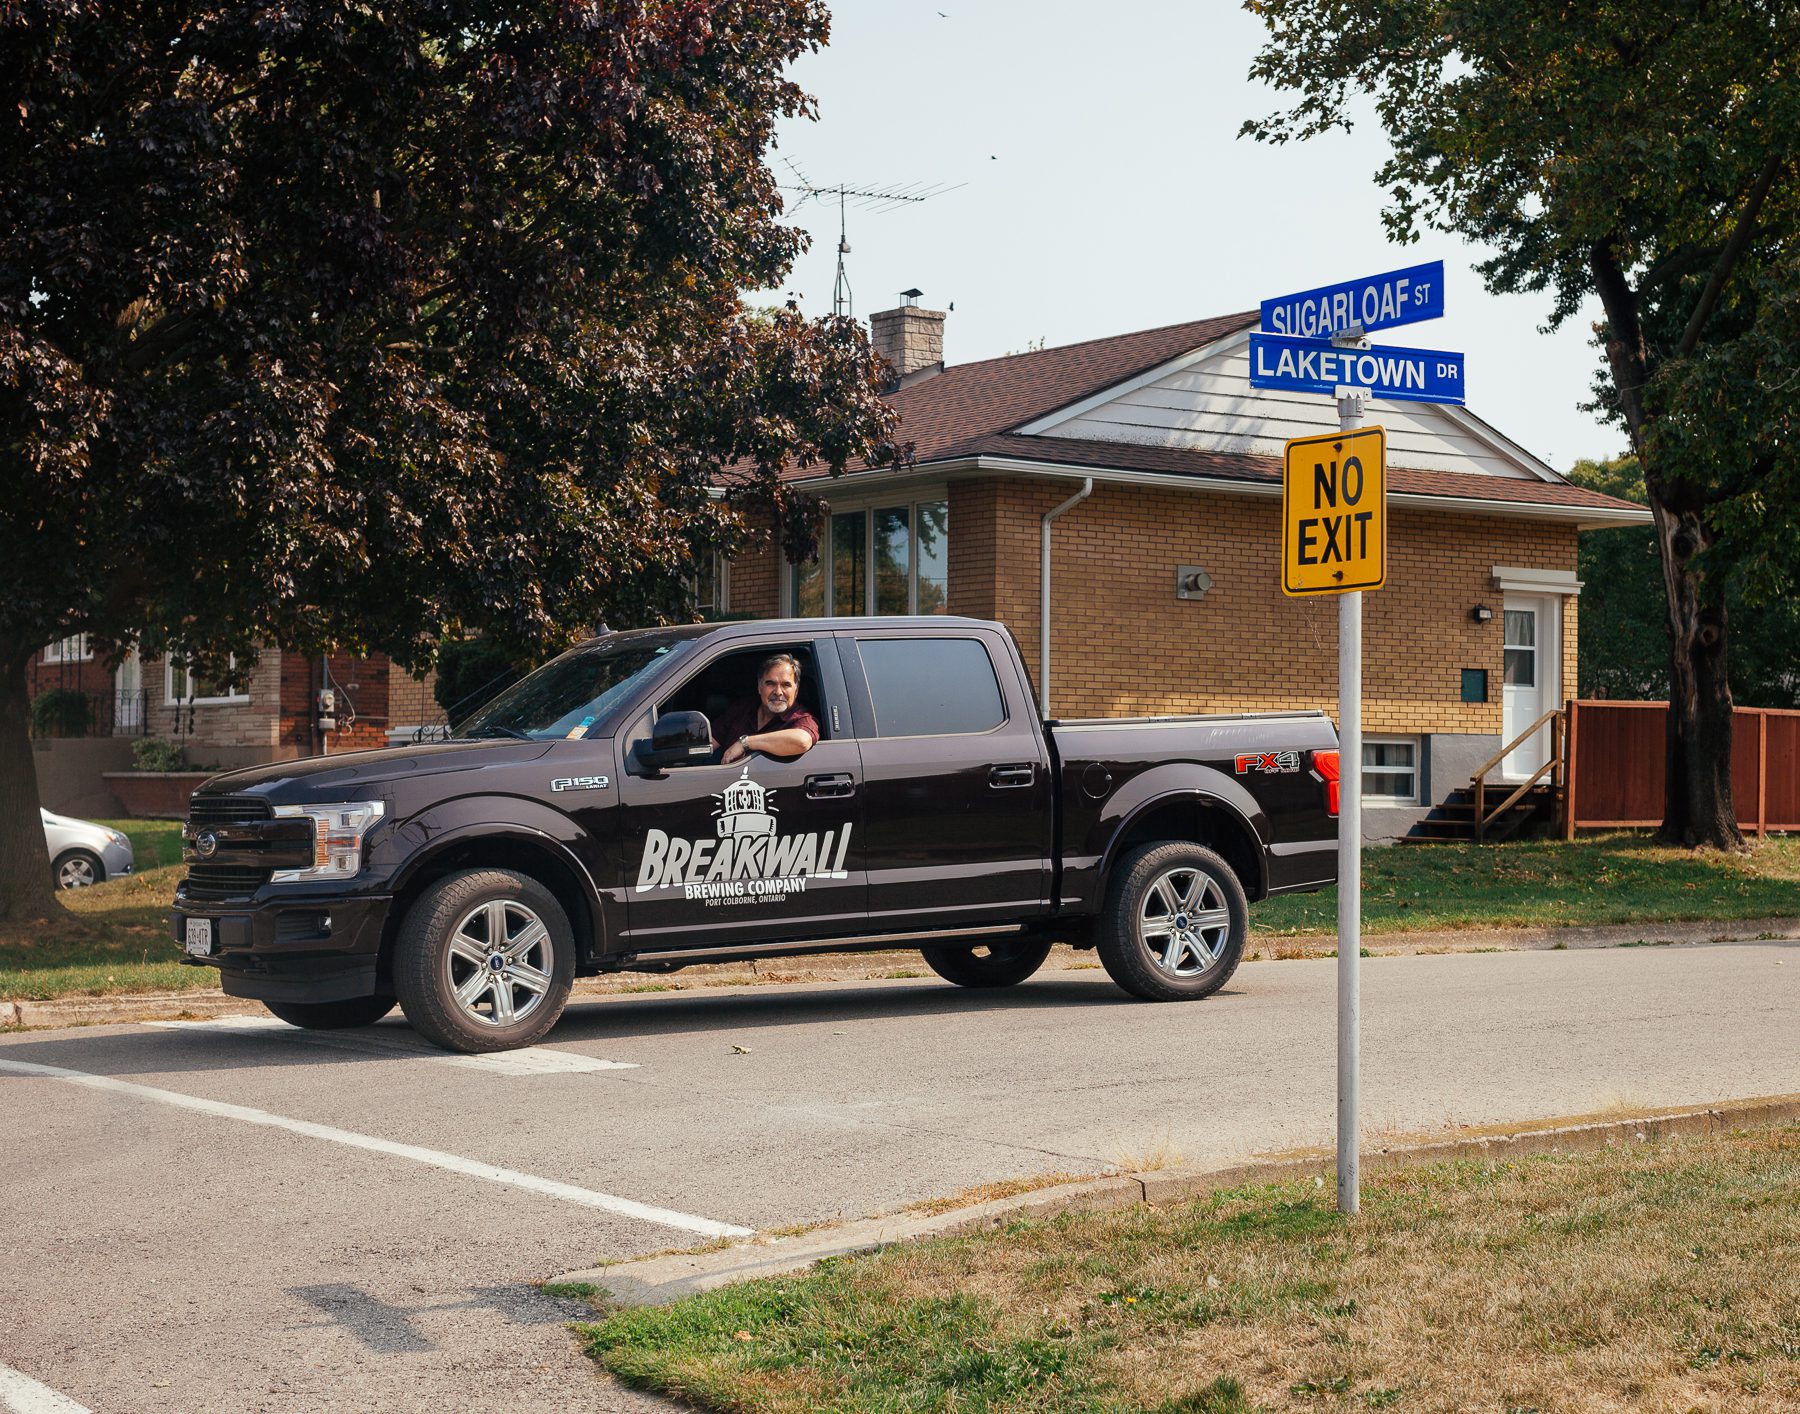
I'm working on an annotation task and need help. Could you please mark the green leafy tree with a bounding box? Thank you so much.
[0,2,900,922]
[1243,0,1800,849]
[1571,456,1800,707]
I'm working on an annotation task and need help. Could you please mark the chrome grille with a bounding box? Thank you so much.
[188,795,271,826]
[184,796,275,897]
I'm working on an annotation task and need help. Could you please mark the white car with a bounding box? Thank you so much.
[42,810,135,890]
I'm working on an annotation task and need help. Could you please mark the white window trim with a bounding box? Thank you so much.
[1361,735,1420,804]
[44,634,93,663]
[783,486,950,617]
[165,655,251,705]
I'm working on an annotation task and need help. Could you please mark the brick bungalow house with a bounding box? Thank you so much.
[719,301,1650,840]
[32,300,1648,840]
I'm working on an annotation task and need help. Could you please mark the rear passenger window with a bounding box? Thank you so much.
[858,637,1006,738]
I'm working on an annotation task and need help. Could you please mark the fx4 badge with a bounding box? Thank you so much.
[550,775,609,792]
[1235,751,1300,775]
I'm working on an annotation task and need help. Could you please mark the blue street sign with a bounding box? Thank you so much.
[1248,333,1466,405]
[1260,260,1445,338]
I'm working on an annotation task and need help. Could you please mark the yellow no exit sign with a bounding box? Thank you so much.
[1281,426,1387,596]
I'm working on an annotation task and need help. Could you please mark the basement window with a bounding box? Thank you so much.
[1362,737,1419,803]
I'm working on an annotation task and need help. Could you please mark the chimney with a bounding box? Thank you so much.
[868,289,946,391]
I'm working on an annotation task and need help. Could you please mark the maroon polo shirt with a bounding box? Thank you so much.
[712,698,820,756]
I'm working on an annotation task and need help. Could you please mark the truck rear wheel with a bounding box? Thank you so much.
[395,869,575,1053]
[1099,842,1247,1002]
[263,996,396,1030]
[921,937,1053,988]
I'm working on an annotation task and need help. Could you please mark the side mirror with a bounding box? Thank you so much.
[639,711,713,769]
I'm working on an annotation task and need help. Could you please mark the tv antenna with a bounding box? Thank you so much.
[781,162,965,317]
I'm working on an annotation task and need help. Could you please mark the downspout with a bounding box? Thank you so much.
[1039,477,1093,719]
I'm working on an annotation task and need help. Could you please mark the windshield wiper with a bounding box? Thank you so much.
[460,725,532,740]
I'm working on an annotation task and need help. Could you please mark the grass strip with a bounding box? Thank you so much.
[574,1125,1800,1412]
[1253,834,1800,935]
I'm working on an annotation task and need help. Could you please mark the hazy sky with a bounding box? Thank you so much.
[767,1,1625,471]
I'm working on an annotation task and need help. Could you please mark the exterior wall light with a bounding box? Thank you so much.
[1177,565,1213,600]
[1470,604,1494,623]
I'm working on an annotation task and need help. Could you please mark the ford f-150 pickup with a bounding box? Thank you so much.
[174,617,1340,1052]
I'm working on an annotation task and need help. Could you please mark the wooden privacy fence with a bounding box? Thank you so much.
[1564,699,1800,837]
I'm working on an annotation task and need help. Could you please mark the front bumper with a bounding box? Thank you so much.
[172,892,392,1004]
[100,837,135,880]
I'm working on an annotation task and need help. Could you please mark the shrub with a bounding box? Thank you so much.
[31,688,93,737]
[132,737,188,772]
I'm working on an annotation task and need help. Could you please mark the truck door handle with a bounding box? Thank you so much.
[805,772,856,799]
[989,763,1036,789]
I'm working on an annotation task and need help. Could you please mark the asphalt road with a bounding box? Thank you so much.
[3,940,1797,1412]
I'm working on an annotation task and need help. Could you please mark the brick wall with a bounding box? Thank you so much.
[727,475,1581,736]
[730,519,782,618]
[145,651,284,757]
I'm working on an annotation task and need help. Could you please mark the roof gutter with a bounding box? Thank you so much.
[769,454,1651,530]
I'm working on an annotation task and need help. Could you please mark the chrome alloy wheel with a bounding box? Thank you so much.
[57,854,98,889]
[443,899,556,1029]
[1136,866,1231,978]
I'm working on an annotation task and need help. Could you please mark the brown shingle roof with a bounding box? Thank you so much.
[769,310,1644,519]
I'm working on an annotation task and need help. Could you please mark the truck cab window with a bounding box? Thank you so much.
[660,644,831,745]
[857,637,1005,738]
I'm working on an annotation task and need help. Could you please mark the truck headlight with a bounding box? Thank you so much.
[270,801,386,883]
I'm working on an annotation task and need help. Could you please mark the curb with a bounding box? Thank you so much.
[557,1092,1800,1306]
[7,919,1796,1033]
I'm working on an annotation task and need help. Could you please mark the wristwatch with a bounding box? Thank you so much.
[738,734,750,749]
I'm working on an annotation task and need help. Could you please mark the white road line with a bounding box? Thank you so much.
[0,1057,748,1239]
[0,1361,90,1414]
[143,1017,639,1076]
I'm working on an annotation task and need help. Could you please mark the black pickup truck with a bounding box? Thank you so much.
[174,617,1339,1052]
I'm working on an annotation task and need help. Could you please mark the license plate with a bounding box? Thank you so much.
[184,918,214,956]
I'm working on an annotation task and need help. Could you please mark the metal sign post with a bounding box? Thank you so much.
[1334,384,1368,1217]
[1265,259,1462,1216]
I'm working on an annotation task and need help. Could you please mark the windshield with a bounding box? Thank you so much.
[454,637,691,741]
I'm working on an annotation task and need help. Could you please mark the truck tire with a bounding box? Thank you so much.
[264,996,396,1030]
[1098,841,1248,1002]
[921,937,1053,989]
[394,869,575,1053]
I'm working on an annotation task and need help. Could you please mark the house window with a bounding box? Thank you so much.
[691,554,730,619]
[44,635,92,663]
[167,656,250,705]
[787,498,949,616]
[1503,610,1536,686]
[1362,737,1419,803]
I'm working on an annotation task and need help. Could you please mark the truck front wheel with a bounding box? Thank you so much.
[921,937,1053,988]
[1099,842,1247,1002]
[395,869,575,1053]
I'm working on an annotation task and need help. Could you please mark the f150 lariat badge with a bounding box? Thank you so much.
[635,766,852,906]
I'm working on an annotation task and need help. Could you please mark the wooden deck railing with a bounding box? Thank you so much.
[1471,708,1566,843]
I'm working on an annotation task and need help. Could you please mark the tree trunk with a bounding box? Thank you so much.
[1646,496,1744,850]
[0,650,63,924]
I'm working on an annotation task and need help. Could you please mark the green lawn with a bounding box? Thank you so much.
[1254,834,1800,935]
[574,1126,1800,1413]
[1,819,209,1000]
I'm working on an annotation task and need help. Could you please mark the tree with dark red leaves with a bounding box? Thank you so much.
[0,2,899,921]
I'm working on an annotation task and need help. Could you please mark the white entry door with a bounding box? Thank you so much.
[1500,596,1559,779]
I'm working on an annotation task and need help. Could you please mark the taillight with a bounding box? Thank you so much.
[1310,750,1340,816]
